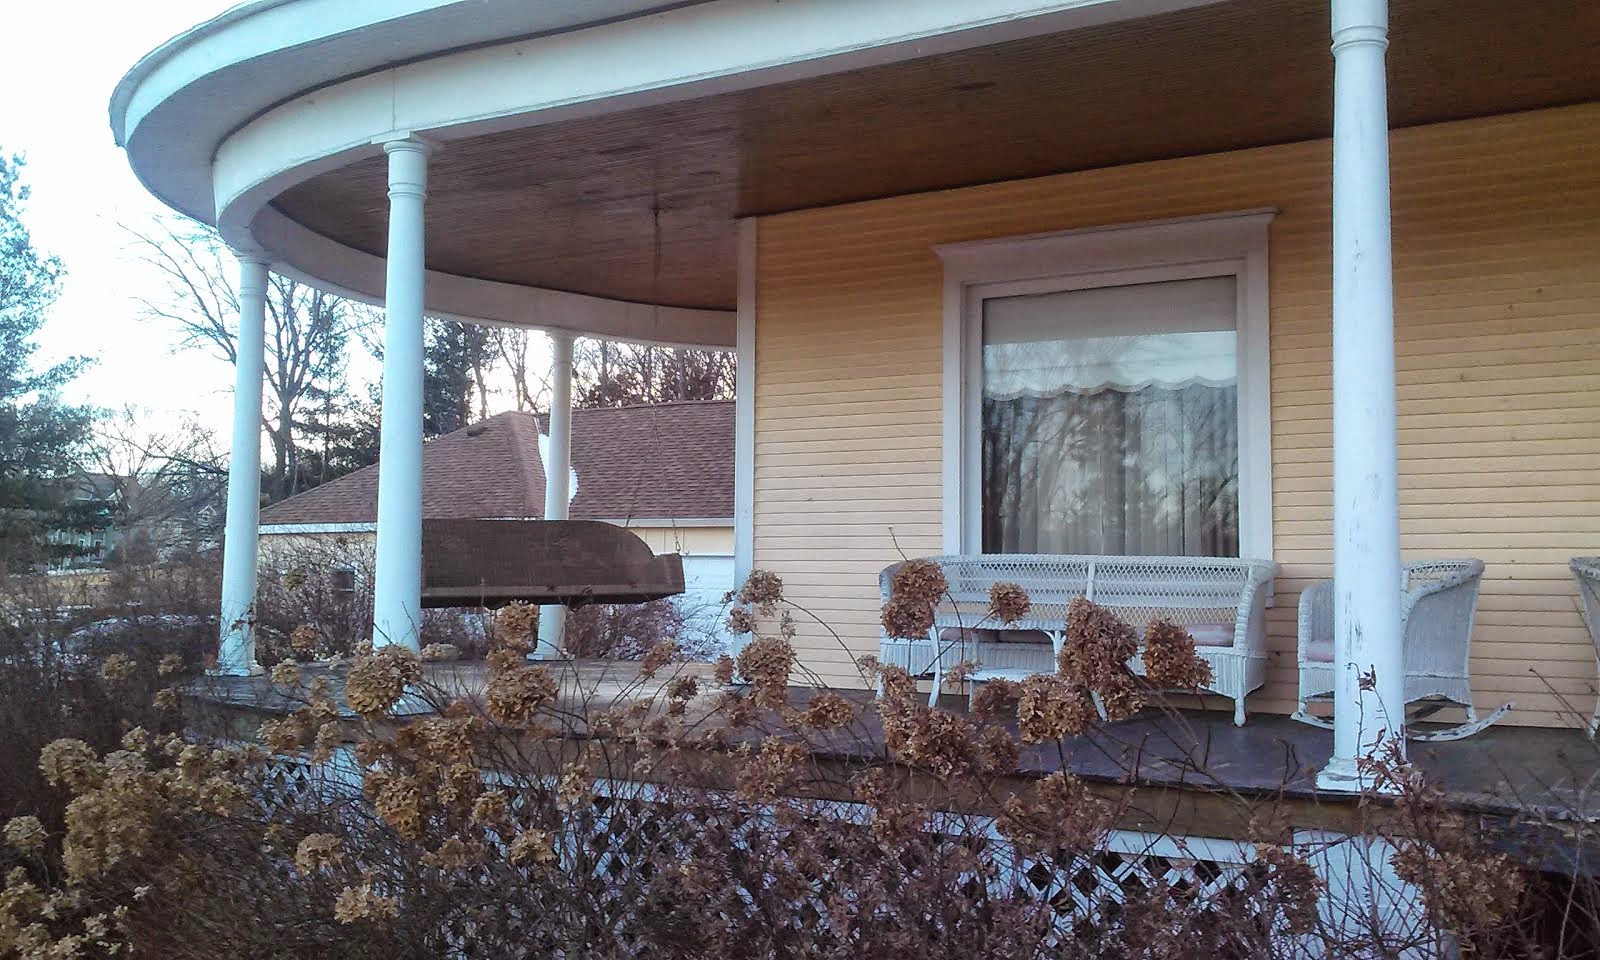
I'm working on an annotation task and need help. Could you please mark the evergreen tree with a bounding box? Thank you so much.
[0,152,99,572]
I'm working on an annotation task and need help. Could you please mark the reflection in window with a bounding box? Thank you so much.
[981,276,1240,557]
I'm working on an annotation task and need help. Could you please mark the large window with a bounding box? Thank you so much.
[938,211,1273,560]
[981,276,1240,556]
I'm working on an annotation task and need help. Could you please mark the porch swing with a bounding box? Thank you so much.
[420,518,685,609]
[418,191,688,611]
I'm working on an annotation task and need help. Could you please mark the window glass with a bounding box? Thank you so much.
[980,276,1240,556]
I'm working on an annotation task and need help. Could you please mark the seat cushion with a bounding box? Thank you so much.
[1186,623,1237,648]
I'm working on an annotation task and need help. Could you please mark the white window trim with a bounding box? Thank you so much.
[934,208,1275,560]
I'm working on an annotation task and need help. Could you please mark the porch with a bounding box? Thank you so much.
[111,0,1600,800]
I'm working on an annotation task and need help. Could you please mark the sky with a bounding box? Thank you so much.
[2,1,285,441]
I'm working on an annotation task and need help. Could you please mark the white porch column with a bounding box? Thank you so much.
[214,252,271,676]
[534,331,579,659]
[372,137,431,652]
[535,330,576,659]
[1320,0,1406,790]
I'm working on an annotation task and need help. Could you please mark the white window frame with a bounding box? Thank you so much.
[934,209,1275,560]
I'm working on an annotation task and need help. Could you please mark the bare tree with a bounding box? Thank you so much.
[87,406,228,562]
[126,217,379,501]
[571,340,734,409]
[492,328,550,414]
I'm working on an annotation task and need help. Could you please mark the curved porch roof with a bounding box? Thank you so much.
[111,0,1598,346]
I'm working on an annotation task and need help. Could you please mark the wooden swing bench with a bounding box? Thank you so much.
[420,519,685,609]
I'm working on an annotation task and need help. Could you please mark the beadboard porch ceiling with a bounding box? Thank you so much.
[270,0,1599,313]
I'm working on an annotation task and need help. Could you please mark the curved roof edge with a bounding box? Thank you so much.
[110,0,1216,343]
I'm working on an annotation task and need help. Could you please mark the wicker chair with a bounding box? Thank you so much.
[879,555,1276,725]
[1293,559,1507,741]
[1569,557,1600,736]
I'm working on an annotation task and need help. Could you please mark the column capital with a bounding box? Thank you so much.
[379,133,438,157]
[546,328,577,348]
[229,247,273,269]
[1331,0,1388,54]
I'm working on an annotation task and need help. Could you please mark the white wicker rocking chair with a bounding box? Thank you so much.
[1293,558,1511,741]
[1568,557,1600,736]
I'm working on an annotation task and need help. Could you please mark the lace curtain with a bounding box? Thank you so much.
[979,276,1241,557]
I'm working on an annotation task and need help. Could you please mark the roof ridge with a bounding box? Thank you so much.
[500,410,547,518]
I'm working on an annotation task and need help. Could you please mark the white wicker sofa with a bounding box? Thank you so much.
[878,555,1277,725]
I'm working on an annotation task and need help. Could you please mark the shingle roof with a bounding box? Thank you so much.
[259,401,734,527]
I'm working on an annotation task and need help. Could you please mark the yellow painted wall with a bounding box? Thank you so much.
[752,102,1600,727]
[617,525,734,557]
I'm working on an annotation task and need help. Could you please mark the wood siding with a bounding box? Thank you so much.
[752,103,1600,727]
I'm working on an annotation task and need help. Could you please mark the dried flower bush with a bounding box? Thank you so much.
[1,565,1592,959]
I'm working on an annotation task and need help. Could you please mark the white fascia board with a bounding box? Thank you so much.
[260,522,377,535]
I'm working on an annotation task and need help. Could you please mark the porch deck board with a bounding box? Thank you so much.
[187,660,1600,823]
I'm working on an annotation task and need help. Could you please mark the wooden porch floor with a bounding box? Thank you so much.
[188,659,1600,826]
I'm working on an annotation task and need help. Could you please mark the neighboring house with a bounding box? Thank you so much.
[47,468,224,571]
[258,402,735,645]
[112,0,1598,777]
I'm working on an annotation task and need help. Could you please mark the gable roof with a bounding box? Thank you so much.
[259,401,733,527]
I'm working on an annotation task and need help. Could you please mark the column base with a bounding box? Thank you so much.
[1315,755,1401,794]
[208,662,264,678]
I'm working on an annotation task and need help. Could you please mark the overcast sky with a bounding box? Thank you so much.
[3,1,268,439]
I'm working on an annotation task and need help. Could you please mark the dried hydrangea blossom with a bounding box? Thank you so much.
[290,624,318,653]
[119,727,151,754]
[421,837,484,871]
[153,687,179,712]
[988,581,1032,625]
[371,774,427,840]
[269,659,300,686]
[333,883,399,923]
[640,639,678,678]
[157,653,186,677]
[485,665,559,726]
[799,691,856,731]
[882,704,979,780]
[736,569,785,616]
[507,829,557,867]
[258,718,304,756]
[970,678,1018,721]
[725,607,756,636]
[997,771,1110,854]
[99,654,136,683]
[343,647,422,717]
[420,643,460,662]
[1016,674,1097,744]
[1252,843,1324,936]
[712,654,736,685]
[735,737,810,801]
[1141,618,1213,690]
[1059,597,1145,721]
[3,816,46,854]
[557,765,594,810]
[312,723,342,764]
[471,790,509,826]
[493,602,539,651]
[294,833,343,873]
[734,635,795,709]
[880,558,948,639]
[38,740,104,791]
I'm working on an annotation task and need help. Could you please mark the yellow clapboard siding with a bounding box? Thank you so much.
[752,102,1600,728]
